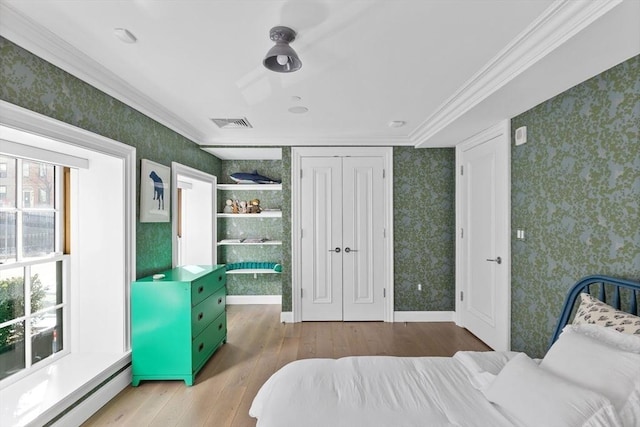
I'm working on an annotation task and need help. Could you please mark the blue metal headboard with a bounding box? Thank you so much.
[549,275,640,349]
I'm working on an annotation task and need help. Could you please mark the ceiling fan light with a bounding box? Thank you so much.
[263,26,302,73]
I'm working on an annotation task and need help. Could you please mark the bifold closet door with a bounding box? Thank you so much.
[300,157,343,321]
[300,156,384,321]
[342,157,384,321]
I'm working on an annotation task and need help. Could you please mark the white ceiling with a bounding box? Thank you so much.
[1,0,638,148]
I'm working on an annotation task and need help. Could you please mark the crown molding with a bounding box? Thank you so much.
[411,0,623,148]
[202,134,414,147]
[0,2,205,144]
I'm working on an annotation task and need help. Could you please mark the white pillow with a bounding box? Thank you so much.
[565,324,640,353]
[484,353,621,427]
[541,326,640,427]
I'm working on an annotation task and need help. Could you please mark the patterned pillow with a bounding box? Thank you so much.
[573,292,640,335]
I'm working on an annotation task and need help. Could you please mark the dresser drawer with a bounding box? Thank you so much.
[191,312,226,373]
[191,269,226,306]
[191,286,226,338]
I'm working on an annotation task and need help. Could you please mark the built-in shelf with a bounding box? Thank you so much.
[226,269,281,275]
[217,240,282,246]
[217,183,281,191]
[215,162,283,285]
[217,211,281,218]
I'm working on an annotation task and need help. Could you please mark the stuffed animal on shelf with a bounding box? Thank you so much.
[248,199,261,214]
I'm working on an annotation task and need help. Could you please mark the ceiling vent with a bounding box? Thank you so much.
[211,117,253,129]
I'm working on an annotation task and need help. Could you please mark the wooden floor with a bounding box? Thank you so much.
[83,305,490,427]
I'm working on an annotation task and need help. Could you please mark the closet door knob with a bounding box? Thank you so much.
[329,247,341,253]
[344,247,358,253]
[486,256,502,264]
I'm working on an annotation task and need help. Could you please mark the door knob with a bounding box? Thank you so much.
[329,247,341,253]
[486,256,502,264]
[344,247,358,253]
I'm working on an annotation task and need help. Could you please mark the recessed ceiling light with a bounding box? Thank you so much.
[288,106,308,114]
[388,120,406,128]
[291,96,302,102]
[114,28,137,44]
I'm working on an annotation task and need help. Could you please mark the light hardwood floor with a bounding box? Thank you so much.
[83,305,490,427]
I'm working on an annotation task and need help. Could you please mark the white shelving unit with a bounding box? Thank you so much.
[217,181,282,277]
[217,183,281,191]
[217,211,281,218]
[217,240,282,246]
[226,269,280,275]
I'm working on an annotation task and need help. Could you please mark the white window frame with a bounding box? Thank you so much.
[0,256,70,383]
[0,157,69,386]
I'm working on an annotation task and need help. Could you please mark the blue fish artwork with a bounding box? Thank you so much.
[230,170,281,184]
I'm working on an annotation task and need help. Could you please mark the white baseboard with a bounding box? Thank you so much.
[53,365,131,427]
[393,311,455,322]
[278,311,453,323]
[226,295,282,305]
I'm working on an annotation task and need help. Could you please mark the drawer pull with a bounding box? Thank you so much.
[218,323,223,331]
[198,312,203,321]
[218,297,223,305]
[198,286,204,294]
[198,342,204,352]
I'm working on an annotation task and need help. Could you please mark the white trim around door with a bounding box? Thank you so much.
[291,147,394,323]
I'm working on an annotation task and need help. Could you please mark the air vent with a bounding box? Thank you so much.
[211,117,252,129]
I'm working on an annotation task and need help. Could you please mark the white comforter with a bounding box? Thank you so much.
[249,351,519,427]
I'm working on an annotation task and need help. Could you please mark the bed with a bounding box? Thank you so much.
[250,275,640,427]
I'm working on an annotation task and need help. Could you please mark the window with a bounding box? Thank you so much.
[0,163,6,178]
[0,157,66,382]
[1,105,134,426]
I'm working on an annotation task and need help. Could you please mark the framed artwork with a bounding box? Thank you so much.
[140,159,170,223]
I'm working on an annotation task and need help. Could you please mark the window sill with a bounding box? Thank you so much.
[0,352,130,427]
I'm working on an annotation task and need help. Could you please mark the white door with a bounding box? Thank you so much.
[300,156,385,321]
[300,157,343,320]
[457,121,510,351]
[171,163,217,267]
[342,157,385,321]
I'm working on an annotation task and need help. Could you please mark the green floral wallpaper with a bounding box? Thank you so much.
[0,37,221,278]
[281,148,293,310]
[393,147,456,311]
[511,55,640,358]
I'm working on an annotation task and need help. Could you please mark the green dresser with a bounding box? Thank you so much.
[131,265,226,386]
